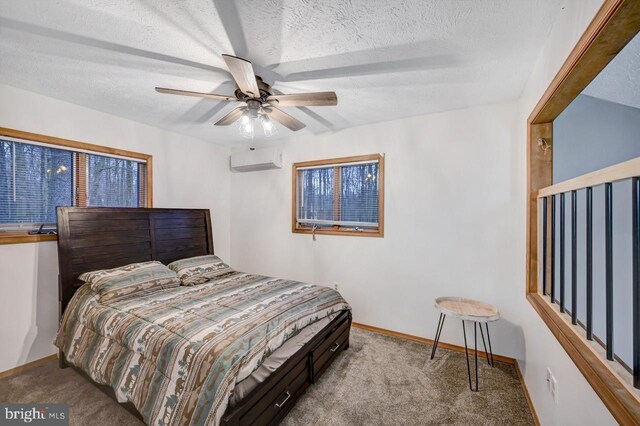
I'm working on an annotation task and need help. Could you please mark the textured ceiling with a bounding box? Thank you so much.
[584,32,640,110]
[0,0,564,145]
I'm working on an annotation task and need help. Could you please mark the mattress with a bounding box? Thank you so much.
[56,270,349,426]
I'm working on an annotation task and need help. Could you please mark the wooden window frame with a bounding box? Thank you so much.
[292,153,384,238]
[0,127,153,245]
[526,0,640,422]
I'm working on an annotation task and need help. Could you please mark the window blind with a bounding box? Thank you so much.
[0,140,73,228]
[297,159,380,228]
[83,153,146,207]
[0,137,148,231]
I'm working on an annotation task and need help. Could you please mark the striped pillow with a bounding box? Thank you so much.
[167,255,232,285]
[79,261,180,302]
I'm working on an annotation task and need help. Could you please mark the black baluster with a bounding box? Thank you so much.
[543,197,548,295]
[551,195,556,303]
[633,177,640,388]
[586,187,593,340]
[605,183,614,361]
[560,193,566,313]
[571,190,577,325]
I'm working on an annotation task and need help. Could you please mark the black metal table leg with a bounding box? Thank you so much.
[479,324,491,366]
[485,323,494,367]
[462,320,478,391]
[433,298,499,393]
[462,320,472,390]
[432,309,496,392]
[474,322,478,391]
[430,312,445,360]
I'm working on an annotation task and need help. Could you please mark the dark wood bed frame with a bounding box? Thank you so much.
[56,206,351,425]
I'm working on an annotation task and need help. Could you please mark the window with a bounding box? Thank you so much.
[0,140,73,226]
[293,154,384,237]
[84,153,146,207]
[0,128,151,242]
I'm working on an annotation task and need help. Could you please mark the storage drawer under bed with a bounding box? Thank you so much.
[239,355,310,425]
[220,311,351,425]
[310,315,350,382]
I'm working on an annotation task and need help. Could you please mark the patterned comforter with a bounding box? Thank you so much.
[55,270,350,425]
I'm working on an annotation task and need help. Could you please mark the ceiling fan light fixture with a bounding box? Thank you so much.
[238,113,254,139]
[260,114,278,137]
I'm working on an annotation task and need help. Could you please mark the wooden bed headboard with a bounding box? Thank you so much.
[56,207,214,314]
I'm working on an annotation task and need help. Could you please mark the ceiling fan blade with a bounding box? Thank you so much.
[155,87,237,102]
[264,107,306,131]
[221,54,260,97]
[214,106,246,126]
[267,92,337,107]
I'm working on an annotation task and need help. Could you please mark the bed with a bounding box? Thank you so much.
[55,207,352,425]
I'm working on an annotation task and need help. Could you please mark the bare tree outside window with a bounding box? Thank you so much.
[0,140,73,225]
[0,138,147,231]
[87,154,140,207]
[294,154,383,236]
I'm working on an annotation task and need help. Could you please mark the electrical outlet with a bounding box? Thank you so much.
[333,282,339,291]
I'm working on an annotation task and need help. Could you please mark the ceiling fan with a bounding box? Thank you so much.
[155,54,338,137]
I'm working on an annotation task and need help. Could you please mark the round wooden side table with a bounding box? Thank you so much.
[430,296,500,391]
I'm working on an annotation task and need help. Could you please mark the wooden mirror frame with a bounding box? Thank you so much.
[526,0,640,422]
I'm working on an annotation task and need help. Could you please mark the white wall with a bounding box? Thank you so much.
[230,101,526,359]
[554,94,640,182]
[228,0,620,424]
[0,84,231,373]
[517,0,618,424]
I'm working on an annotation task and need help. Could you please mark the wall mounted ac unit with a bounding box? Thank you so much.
[230,147,283,172]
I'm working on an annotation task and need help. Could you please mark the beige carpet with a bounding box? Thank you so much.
[0,328,533,425]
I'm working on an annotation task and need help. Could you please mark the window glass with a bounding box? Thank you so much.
[294,154,383,235]
[87,154,140,207]
[340,163,379,225]
[298,166,334,223]
[0,137,148,231]
[0,140,73,226]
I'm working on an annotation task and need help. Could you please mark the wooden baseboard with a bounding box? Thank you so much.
[0,354,58,380]
[352,321,515,364]
[514,360,541,426]
[352,322,540,423]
